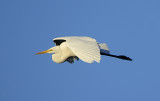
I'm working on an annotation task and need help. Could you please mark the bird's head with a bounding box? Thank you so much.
[35,47,56,55]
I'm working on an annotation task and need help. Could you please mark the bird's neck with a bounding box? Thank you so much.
[52,54,68,63]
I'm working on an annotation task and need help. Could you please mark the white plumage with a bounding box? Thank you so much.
[36,36,132,64]
[55,37,101,63]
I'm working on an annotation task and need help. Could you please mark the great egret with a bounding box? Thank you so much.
[36,36,132,63]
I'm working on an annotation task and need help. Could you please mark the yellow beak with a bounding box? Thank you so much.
[35,50,50,55]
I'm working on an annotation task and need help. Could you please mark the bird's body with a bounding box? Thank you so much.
[36,36,132,63]
[51,42,76,63]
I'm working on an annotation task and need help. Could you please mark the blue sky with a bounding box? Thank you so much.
[0,0,160,101]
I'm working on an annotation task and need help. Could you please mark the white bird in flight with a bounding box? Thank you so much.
[36,36,132,64]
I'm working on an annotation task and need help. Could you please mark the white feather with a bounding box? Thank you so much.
[54,36,101,63]
[99,43,109,50]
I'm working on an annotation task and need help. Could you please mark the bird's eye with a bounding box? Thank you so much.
[49,49,52,51]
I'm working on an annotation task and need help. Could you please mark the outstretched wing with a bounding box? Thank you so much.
[65,37,101,63]
[53,36,96,46]
[53,36,101,63]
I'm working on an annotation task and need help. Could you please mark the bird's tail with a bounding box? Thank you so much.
[99,43,110,54]
[99,43,109,50]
